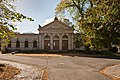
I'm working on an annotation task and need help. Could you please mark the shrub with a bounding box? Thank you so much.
[100,50,113,55]
[109,47,118,53]
[84,50,100,55]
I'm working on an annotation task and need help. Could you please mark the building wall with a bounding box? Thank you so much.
[6,33,74,51]
[7,34,40,51]
[6,18,75,51]
[40,33,74,50]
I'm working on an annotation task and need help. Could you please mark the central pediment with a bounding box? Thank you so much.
[38,18,73,33]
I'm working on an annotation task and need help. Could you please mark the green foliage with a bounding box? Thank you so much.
[109,47,118,53]
[56,0,89,21]
[85,0,120,49]
[74,33,83,48]
[56,0,120,49]
[0,25,15,46]
[0,0,34,45]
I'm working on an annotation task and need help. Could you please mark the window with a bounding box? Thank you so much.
[62,35,68,39]
[8,40,11,48]
[16,40,20,48]
[44,35,50,39]
[53,35,59,39]
[33,41,37,48]
[25,40,28,48]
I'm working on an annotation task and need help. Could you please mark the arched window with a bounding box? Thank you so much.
[8,40,11,48]
[53,35,59,39]
[44,35,50,39]
[16,40,20,48]
[25,40,28,48]
[62,35,68,50]
[62,35,68,39]
[33,41,37,48]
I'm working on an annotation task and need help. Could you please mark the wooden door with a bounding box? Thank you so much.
[44,40,50,50]
[62,40,68,50]
[53,40,59,50]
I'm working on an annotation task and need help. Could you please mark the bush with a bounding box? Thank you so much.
[109,47,118,53]
[100,50,113,55]
[84,50,100,55]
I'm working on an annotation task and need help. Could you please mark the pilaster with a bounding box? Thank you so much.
[50,34,53,50]
[59,35,62,50]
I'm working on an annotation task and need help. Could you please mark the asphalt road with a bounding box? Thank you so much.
[0,54,120,80]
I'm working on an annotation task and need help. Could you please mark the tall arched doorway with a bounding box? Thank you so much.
[62,35,68,50]
[53,35,59,50]
[44,35,51,50]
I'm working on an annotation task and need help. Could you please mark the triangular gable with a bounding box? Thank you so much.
[39,18,73,33]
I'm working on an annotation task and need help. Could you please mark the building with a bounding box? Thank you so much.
[6,17,75,51]
[1,17,120,52]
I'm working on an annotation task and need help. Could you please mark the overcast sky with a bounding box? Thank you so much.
[13,0,60,33]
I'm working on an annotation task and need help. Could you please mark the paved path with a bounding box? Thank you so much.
[0,54,120,80]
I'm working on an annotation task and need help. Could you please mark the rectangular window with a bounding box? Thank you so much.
[33,41,37,48]
[16,41,20,48]
[25,41,29,48]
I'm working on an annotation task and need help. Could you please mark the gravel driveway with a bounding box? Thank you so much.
[0,60,42,80]
[0,54,120,80]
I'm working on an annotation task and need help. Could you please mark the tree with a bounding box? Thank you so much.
[0,0,33,46]
[85,0,120,49]
[56,0,120,49]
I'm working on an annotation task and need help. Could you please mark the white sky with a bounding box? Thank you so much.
[13,0,60,33]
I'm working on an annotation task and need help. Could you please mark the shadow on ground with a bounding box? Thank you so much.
[49,53,120,60]
[14,52,120,60]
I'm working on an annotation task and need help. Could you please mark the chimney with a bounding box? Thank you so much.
[54,17,58,21]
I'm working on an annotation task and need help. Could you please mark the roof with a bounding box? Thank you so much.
[38,17,73,32]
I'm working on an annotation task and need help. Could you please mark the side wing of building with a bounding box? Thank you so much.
[6,34,40,51]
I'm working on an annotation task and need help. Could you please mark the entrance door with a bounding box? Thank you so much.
[53,40,59,50]
[44,40,50,50]
[62,40,68,50]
